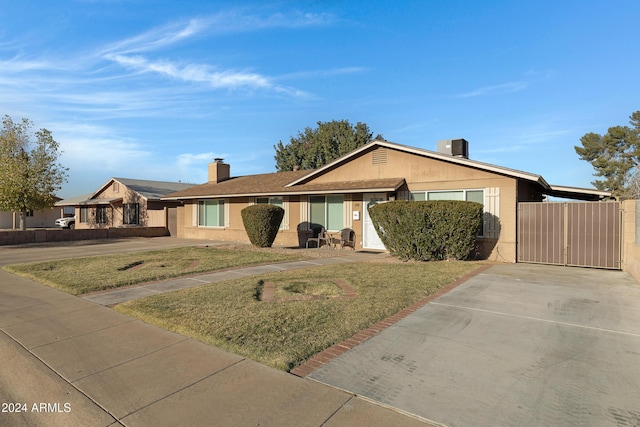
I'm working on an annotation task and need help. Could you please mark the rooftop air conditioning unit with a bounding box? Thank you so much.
[437,139,469,159]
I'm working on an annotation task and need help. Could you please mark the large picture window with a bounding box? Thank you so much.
[198,200,225,227]
[123,203,139,225]
[310,195,343,230]
[411,189,483,204]
[411,189,485,235]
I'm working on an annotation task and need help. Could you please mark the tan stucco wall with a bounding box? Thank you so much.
[177,147,527,260]
[177,197,321,248]
[622,200,640,283]
[313,147,506,185]
[302,147,521,261]
[313,148,518,260]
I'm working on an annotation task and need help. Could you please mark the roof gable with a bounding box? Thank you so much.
[287,140,548,188]
[161,140,611,201]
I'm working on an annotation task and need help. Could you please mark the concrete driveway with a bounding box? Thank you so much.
[308,263,640,427]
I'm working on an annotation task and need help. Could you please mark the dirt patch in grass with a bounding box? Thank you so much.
[115,260,484,371]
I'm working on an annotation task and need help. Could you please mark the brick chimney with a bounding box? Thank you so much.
[208,158,230,183]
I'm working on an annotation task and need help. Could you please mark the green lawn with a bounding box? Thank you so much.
[2,246,303,295]
[115,260,482,371]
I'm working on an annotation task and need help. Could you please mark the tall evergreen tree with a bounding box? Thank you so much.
[574,111,640,199]
[274,120,382,171]
[0,116,68,230]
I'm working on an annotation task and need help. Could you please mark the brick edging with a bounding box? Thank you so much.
[290,263,493,377]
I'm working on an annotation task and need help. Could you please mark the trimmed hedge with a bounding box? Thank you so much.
[368,200,483,261]
[241,204,285,248]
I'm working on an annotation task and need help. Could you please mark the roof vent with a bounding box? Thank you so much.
[437,139,469,159]
[372,147,388,165]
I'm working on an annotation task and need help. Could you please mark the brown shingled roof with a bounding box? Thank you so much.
[163,170,310,199]
[163,169,405,199]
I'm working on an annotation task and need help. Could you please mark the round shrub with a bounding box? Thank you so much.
[241,204,285,247]
[368,200,483,261]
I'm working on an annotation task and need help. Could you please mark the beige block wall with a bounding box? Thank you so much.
[622,200,640,283]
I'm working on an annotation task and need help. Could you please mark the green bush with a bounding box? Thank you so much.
[368,200,483,261]
[241,204,285,247]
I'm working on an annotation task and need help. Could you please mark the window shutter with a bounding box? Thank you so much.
[300,195,309,230]
[192,201,198,227]
[484,188,500,238]
[282,197,289,230]
[224,199,230,228]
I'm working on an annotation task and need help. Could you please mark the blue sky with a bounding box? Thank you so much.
[1,1,638,198]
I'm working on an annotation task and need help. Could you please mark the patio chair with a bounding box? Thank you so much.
[339,228,356,250]
[306,226,328,249]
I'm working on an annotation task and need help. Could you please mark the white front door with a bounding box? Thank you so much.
[362,193,387,250]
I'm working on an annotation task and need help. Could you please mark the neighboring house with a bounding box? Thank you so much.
[0,206,61,229]
[56,178,196,232]
[162,140,610,262]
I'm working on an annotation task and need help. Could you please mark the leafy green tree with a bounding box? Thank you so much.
[274,120,383,171]
[574,111,640,199]
[0,116,68,230]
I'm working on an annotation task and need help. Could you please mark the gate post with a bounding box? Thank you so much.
[563,202,568,266]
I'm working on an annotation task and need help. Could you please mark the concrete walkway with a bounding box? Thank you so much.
[0,240,430,426]
[83,251,390,306]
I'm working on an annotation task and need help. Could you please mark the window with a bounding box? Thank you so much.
[198,200,225,227]
[310,195,343,230]
[257,197,284,229]
[123,203,140,225]
[25,210,34,217]
[257,197,282,207]
[96,206,108,224]
[412,189,485,235]
[410,189,483,204]
[80,207,88,223]
[410,192,426,201]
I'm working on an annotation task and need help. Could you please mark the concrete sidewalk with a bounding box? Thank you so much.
[83,251,389,306]
[0,248,431,426]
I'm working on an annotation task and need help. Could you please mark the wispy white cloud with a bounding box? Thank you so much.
[106,54,271,90]
[176,152,222,169]
[101,10,335,56]
[98,10,328,96]
[456,81,528,98]
[174,152,228,184]
[55,123,149,168]
[0,56,54,73]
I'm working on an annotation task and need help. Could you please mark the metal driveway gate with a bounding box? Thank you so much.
[517,202,621,269]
